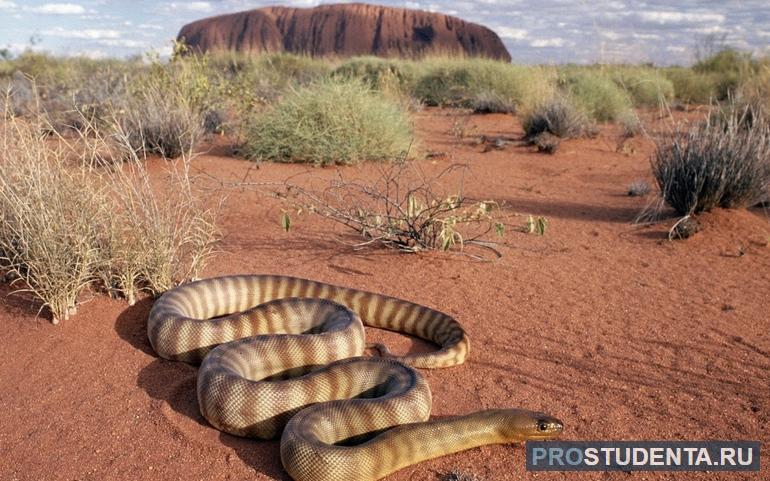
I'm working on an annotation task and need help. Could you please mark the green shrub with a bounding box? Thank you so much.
[652,106,770,215]
[331,56,418,111]
[332,56,412,90]
[693,49,756,100]
[663,67,719,104]
[208,52,334,133]
[559,70,633,122]
[255,53,332,84]
[411,61,474,107]
[411,58,554,113]
[610,67,674,107]
[242,79,413,165]
[695,49,753,74]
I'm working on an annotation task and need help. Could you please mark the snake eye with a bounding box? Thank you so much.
[537,420,549,432]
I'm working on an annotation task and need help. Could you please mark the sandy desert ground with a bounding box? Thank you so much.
[1,109,768,481]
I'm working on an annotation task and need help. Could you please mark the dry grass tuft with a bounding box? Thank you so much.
[627,179,653,197]
[523,96,592,139]
[0,107,107,322]
[652,105,770,215]
[106,123,218,297]
[0,100,219,322]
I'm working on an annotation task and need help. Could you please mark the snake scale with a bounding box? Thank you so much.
[148,274,563,481]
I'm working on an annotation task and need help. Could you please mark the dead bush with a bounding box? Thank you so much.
[282,162,504,253]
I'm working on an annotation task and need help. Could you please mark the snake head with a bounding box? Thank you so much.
[531,413,563,439]
[498,409,564,441]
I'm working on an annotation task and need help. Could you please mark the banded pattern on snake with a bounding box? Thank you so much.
[148,275,563,481]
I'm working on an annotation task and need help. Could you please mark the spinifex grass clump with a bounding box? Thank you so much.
[332,56,412,91]
[609,67,675,107]
[0,111,107,323]
[652,106,770,215]
[411,58,554,114]
[522,96,592,139]
[0,102,219,322]
[559,70,633,122]
[242,79,413,165]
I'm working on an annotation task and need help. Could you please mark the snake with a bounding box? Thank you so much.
[147,274,563,481]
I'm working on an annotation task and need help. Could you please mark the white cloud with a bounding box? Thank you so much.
[600,31,622,41]
[530,38,564,48]
[98,39,147,48]
[29,3,86,15]
[637,11,725,24]
[156,44,174,58]
[168,1,212,12]
[5,42,46,55]
[73,49,108,59]
[138,23,163,30]
[42,27,121,39]
[631,33,661,41]
[495,27,527,40]
[0,1,17,10]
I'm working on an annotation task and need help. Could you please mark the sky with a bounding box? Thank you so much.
[0,1,768,65]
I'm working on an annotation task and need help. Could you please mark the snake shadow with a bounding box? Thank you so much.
[115,296,207,427]
[114,296,156,355]
[115,298,289,479]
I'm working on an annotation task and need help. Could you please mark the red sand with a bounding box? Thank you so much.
[1,109,768,481]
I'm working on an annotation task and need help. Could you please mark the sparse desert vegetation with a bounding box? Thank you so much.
[0,112,108,323]
[2,45,768,150]
[1,45,769,317]
[1,39,770,481]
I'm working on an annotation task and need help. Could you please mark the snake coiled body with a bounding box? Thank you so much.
[148,275,563,481]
